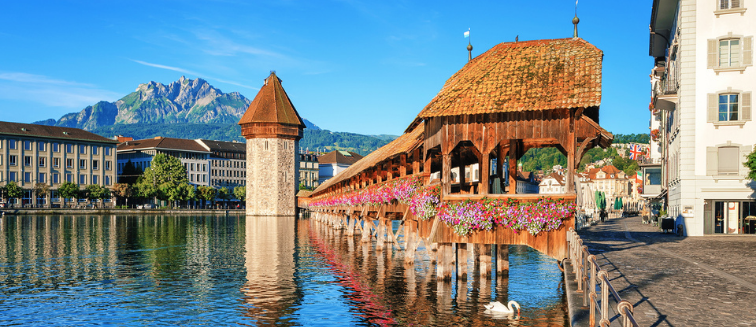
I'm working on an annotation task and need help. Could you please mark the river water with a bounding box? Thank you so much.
[0,215,567,326]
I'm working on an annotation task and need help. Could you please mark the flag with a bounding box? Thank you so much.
[636,171,643,184]
[628,144,643,160]
[464,30,469,38]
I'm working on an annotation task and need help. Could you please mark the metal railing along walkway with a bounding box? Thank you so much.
[567,228,639,327]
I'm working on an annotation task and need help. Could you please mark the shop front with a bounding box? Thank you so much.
[705,200,756,235]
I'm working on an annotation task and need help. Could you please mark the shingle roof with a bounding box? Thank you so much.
[417,38,602,119]
[0,121,118,143]
[238,72,305,127]
[543,172,565,185]
[586,165,625,180]
[312,122,425,196]
[318,150,364,165]
[117,137,210,153]
[198,139,246,153]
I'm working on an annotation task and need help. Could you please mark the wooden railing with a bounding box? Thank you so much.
[567,228,639,327]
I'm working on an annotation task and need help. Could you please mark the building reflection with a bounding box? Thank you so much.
[241,215,298,324]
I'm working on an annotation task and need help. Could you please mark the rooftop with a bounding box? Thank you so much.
[117,136,210,153]
[416,38,602,119]
[238,72,305,128]
[0,121,118,144]
[318,150,364,165]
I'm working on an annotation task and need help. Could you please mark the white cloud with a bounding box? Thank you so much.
[130,59,259,91]
[0,72,122,110]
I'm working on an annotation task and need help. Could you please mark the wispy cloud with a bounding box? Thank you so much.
[130,59,259,91]
[0,72,122,110]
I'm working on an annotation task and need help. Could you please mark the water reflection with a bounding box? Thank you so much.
[0,215,567,326]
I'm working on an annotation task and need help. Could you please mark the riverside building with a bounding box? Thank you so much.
[0,121,118,207]
[116,136,210,187]
[196,139,247,189]
[650,0,756,235]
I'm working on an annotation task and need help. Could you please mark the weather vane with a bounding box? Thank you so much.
[464,28,472,62]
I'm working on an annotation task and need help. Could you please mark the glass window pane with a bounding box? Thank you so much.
[730,94,739,103]
[720,94,728,103]
[731,103,739,120]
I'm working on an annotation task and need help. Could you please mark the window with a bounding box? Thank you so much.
[79,174,86,184]
[719,147,740,175]
[105,176,111,186]
[24,172,31,183]
[53,143,60,152]
[9,155,16,166]
[66,158,73,169]
[38,142,46,151]
[9,140,16,149]
[92,160,99,170]
[24,156,32,166]
[708,90,752,125]
[79,145,86,154]
[24,140,31,151]
[79,159,87,169]
[66,144,73,153]
[92,146,98,155]
[9,172,16,182]
[38,173,46,183]
[105,147,111,156]
[92,175,98,185]
[38,157,46,167]
[53,158,60,168]
[720,0,741,9]
[53,173,59,184]
[708,36,752,71]
[105,161,111,170]
[66,174,72,183]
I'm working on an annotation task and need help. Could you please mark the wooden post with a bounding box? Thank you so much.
[412,148,421,175]
[480,244,492,279]
[480,151,490,195]
[361,218,372,243]
[456,150,466,193]
[437,243,453,281]
[496,143,504,194]
[424,150,432,181]
[399,154,407,177]
[567,109,576,193]
[508,140,519,194]
[404,222,416,266]
[457,243,468,280]
[497,244,509,276]
[376,218,385,251]
[442,153,451,196]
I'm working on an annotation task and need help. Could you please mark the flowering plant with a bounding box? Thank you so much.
[309,177,574,236]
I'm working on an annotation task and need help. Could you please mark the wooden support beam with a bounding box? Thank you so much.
[508,139,519,194]
[404,222,417,266]
[412,148,421,175]
[376,218,385,251]
[480,244,492,280]
[361,219,372,243]
[497,244,509,276]
[480,151,490,196]
[567,109,576,193]
[399,153,407,177]
[457,243,468,280]
[496,143,504,194]
[442,153,451,196]
[437,243,453,281]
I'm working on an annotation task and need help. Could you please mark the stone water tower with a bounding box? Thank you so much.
[239,72,305,216]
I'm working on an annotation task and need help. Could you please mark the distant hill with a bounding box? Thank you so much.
[32,76,397,155]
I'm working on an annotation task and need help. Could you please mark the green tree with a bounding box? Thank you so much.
[112,183,132,208]
[197,186,217,208]
[134,154,188,204]
[218,187,231,208]
[233,186,246,201]
[119,159,143,184]
[84,184,109,207]
[745,148,756,181]
[4,182,23,207]
[58,182,80,208]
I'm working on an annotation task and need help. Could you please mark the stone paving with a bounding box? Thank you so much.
[577,215,756,327]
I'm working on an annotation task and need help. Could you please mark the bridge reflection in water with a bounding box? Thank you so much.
[242,215,568,326]
[0,215,566,326]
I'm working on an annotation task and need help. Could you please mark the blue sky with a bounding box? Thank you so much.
[0,0,652,136]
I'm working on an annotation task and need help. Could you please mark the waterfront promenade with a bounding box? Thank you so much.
[578,215,756,326]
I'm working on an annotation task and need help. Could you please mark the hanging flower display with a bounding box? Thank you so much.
[309,177,574,236]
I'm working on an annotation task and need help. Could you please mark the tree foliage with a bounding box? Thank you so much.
[119,160,143,184]
[612,133,651,144]
[4,182,23,201]
[233,186,245,201]
[745,148,756,181]
[134,153,188,202]
[58,182,80,201]
[33,182,50,199]
[197,186,217,204]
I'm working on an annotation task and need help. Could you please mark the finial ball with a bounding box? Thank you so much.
[467,44,473,51]
[572,16,580,24]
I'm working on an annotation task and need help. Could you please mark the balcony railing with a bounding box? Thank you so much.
[659,71,678,95]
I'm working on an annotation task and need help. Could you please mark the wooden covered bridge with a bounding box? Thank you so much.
[299,37,612,280]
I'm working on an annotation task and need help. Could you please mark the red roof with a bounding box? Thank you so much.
[586,165,625,180]
[238,72,305,127]
[318,151,364,165]
[417,38,602,119]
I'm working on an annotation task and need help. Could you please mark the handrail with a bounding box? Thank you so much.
[568,228,639,327]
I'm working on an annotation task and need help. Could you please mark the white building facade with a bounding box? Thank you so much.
[650,0,756,235]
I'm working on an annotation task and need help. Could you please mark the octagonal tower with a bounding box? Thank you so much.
[239,72,305,216]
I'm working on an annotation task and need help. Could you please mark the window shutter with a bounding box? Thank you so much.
[708,93,719,123]
[741,145,752,176]
[707,147,718,176]
[708,39,718,68]
[744,36,753,66]
[743,92,752,121]
[732,0,741,8]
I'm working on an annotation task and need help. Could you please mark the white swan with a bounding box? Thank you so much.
[484,300,520,315]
